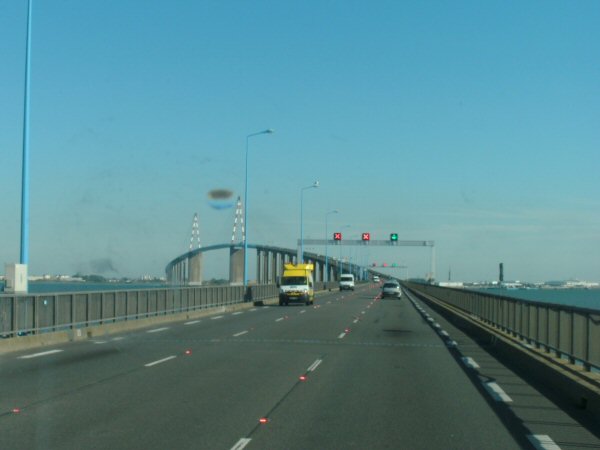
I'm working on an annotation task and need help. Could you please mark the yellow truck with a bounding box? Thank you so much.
[278,263,315,306]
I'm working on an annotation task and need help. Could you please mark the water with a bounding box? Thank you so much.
[474,288,600,311]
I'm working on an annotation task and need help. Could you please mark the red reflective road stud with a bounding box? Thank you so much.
[299,375,308,381]
[259,417,269,424]
[184,349,192,355]
[345,328,351,333]
[12,408,21,414]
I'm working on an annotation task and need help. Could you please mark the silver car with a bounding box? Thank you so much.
[381,281,402,298]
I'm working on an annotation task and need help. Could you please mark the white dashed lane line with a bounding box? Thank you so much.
[147,327,169,334]
[462,357,480,369]
[527,434,561,450]
[18,349,63,359]
[337,332,346,339]
[275,317,284,322]
[211,315,224,320]
[144,356,177,367]
[233,330,249,337]
[307,359,323,372]
[232,312,243,316]
[483,381,513,403]
[230,438,252,450]
[184,320,201,325]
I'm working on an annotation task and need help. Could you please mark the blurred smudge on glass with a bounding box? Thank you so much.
[207,189,235,210]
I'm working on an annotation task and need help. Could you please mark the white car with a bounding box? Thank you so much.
[381,281,401,298]
[339,274,355,291]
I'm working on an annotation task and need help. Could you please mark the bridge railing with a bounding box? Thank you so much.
[403,282,600,372]
[0,284,278,337]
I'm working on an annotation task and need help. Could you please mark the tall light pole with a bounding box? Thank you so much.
[299,181,319,263]
[324,209,338,282]
[243,129,273,293]
[338,224,351,277]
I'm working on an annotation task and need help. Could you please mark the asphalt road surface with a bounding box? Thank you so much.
[1,284,599,449]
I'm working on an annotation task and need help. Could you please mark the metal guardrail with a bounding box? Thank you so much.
[0,282,338,338]
[0,284,280,337]
[404,282,600,372]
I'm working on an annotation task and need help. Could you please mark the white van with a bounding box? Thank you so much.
[339,274,355,291]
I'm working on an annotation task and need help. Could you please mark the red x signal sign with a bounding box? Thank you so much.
[333,232,342,241]
[362,232,371,241]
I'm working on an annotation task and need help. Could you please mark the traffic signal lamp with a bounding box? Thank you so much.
[362,232,370,241]
[390,233,398,241]
[333,232,342,241]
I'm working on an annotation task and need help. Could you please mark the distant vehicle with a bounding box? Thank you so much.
[278,263,315,306]
[373,276,380,283]
[381,281,402,298]
[339,274,355,291]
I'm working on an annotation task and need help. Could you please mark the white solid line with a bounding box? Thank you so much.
[230,438,252,450]
[18,349,63,359]
[147,327,169,333]
[527,434,561,450]
[233,330,248,337]
[338,332,346,339]
[184,320,201,325]
[232,312,243,316]
[462,356,480,369]
[275,317,284,322]
[144,355,177,367]
[307,359,323,372]
[211,315,224,320]
[483,381,513,402]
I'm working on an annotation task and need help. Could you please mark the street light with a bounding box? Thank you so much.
[324,210,339,282]
[299,181,319,263]
[338,224,351,277]
[243,129,274,293]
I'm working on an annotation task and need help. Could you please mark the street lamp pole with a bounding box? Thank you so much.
[300,181,319,264]
[324,210,338,282]
[20,0,33,284]
[243,129,273,294]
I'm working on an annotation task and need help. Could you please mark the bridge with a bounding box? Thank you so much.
[165,200,435,285]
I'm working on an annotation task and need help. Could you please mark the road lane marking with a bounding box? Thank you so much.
[18,349,63,359]
[233,330,249,337]
[300,310,306,314]
[307,359,322,372]
[447,340,458,348]
[527,435,561,450]
[211,315,224,320]
[144,356,177,367]
[184,320,201,325]
[338,332,346,339]
[93,341,108,345]
[147,327,169,333]
[462,357,480,369]
[439,330,449,337]
[232,312,243,316]
[231,438,252,450]
[483,381,513,402]
[353,319,359,324]
[112,336,125,341]
[275,317,284,322]
[249,308,257,312]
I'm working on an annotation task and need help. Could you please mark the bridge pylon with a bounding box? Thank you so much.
[188,213,203,285]
[229,197,245,284]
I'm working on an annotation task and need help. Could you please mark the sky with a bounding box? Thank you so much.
[1,0,599,282]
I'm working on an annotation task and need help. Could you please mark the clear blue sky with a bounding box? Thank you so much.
[1,0,599,282]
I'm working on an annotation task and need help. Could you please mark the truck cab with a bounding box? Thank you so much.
[279,263,315,306]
